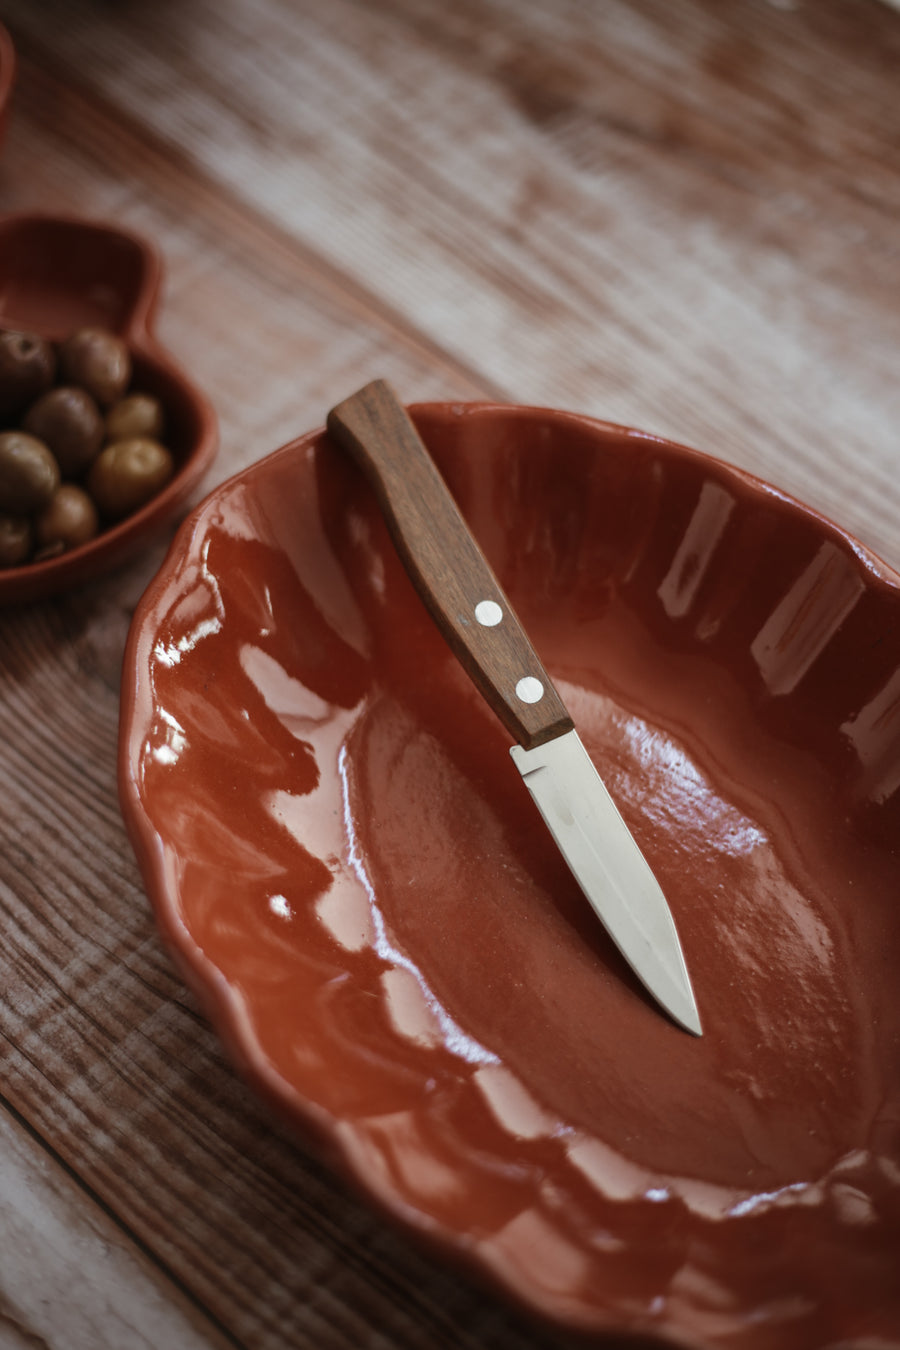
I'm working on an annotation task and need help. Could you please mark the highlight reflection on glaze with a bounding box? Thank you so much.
[751,542,865,695]
[842,662,900,803]
[153,537,225,668]
[151,708,187,766]
[658,480,735,620]
[337,743,498,1068]
[617,712,766,857]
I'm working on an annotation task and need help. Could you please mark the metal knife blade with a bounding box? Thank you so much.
[326,379,701,1035]
[510,730,701,1035]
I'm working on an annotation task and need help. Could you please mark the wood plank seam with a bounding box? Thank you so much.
[4,41,508,406]
[0,1093,246,1350]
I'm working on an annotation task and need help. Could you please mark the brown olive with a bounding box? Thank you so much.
[0,431,61,514]
[105,392,165,443]
[59,327,131,406]
[0,330,56,416]
[0,513,32,568]
[35,484,100,552]
[87,437,174,519]
[23,386,104,477]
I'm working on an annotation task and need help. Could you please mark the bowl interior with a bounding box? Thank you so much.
[121,404,900,1346]
[0,215,155,337]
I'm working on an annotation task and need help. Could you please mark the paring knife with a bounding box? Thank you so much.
[327,380,702,1036]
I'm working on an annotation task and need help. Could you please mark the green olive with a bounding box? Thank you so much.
[87,437,174,519]
[0,431,61,514]
[105,392,165,443]
[35,484,100,552]
[0,329,56,416]
[59,327,131,406]
[0,513,33,568]
[23,386,104,477]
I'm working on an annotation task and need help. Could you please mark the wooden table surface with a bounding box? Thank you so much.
[0,2,897,1347]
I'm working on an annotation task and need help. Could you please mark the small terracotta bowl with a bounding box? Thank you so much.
[0,213,217,604]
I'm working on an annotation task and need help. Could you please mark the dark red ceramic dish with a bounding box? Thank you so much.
[0,23,16,149]
[119,405,900,1349]
[0,213,217,603]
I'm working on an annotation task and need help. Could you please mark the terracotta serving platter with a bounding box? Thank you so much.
[0,213,217,603]
[119,404,900,1349]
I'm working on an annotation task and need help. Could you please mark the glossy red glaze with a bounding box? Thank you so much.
[0,23,15,151]
[120,406,900,1349]
[0,214,218,603]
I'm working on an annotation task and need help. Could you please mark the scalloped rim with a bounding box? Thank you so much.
[118,404,900,1346]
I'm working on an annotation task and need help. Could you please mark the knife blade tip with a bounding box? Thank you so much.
[675,1002,703,1037]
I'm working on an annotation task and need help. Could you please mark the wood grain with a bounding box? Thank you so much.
[0,0,897,1346]
[0,1100,232,1350]
[2,0,898,564]
[328,380,573,747]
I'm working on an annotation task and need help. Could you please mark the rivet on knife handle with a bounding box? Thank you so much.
[327,380,702,1036]
[327,379,573,749]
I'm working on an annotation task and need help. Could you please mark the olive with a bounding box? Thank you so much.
[87,437,174,519]
[0,330,56,416]
[23,386,104,477]
[105,392,164,443]
[59,327,131,406]
[35,484,100,552]
[0,431,61,514]
[0,513,32,568]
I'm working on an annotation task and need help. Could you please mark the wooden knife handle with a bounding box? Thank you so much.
[326,380,573,749]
